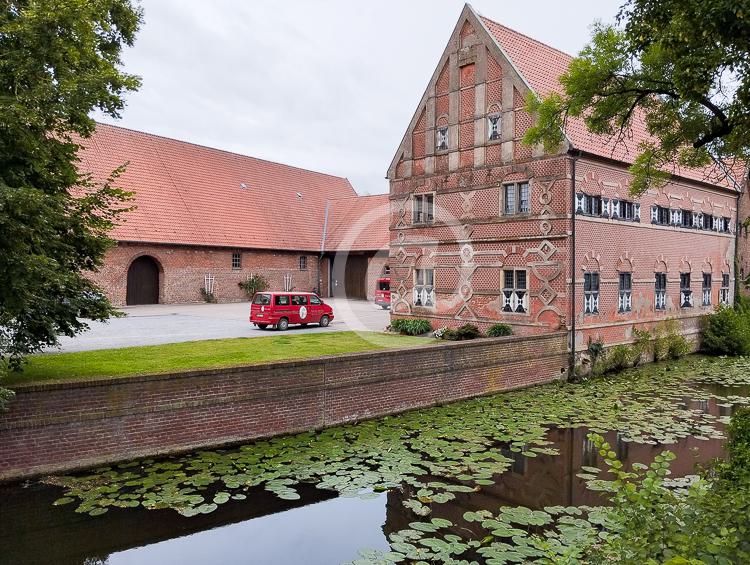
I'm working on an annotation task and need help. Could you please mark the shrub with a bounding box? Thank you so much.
[391,318,432,336]
[238,274,269,298]
[601,344,634,373]
[652,320,690,360]
[701,304,750,356]
[487,323,512,337]
[631,329,652,365]
[454,324,482,340]
[200,288,216,303]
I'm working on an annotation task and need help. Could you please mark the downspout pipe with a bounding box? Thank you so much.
[318,201,330,296]
[569,150,580,378]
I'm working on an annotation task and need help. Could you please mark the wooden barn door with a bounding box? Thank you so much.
[126,256,160,305]
[344,255,368,300]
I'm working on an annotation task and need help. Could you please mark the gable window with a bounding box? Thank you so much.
[413,268,435,308]
[502,269,528,313]
[702,273,712,306]
[299,256,307,271]
[618,272,632,313]
[413,193,435,223]
[680,273,693,308]
[436,126,448,151]
[231,252,242,270]
[488,115,501,140]
[504,182,530,215]
[584,272,600,314]
[655,272,667,310]
[720,273,730,304]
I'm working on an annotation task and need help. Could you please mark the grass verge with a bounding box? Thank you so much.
[6,331,433,386]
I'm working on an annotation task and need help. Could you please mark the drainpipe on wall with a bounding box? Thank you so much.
[569,151,580,378]
[318,201,330,296]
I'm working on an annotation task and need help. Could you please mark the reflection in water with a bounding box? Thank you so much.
[0,391,736,564]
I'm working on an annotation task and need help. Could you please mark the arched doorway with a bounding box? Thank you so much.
[126,256,160,305]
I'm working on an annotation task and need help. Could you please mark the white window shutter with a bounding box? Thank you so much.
[612,199,620,218]
[575,193,584,214]
[698,214,704,229]
[712,216,719,231]
[634,203,641,222]
[650,205,658,224]
[692,212,699,228]
[602,198,610,218]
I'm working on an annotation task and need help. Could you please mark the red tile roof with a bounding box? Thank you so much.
[77,123,365,251]
[479,15,745,190]
[325,194,391,251]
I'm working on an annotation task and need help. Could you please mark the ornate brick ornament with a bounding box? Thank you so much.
[616,251,635,273]
[394,197,409,229]
[460,191,476,219]
[524,239,564,326]
[536,179,554,236]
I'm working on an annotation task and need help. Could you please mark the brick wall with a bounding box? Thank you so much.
[0,332,567,481]
[88,243,327,306]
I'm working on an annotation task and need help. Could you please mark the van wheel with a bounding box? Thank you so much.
[257,324,268,329]
[319,315,330,328]
[276,318,289,331]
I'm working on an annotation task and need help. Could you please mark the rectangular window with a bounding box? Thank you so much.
[618,272,632,313]
[584,272,600,314]
[703,214,714,231]
[310,294,322,305]
[275,294,290,306]
[291,294,308,306]
[655,272,667,310]
[488,115,501,140]
[681,210,692,228]
[413,193,435,223]
[413,269,435,308]
[680,273,693,308]
[656,206,670,225]
[720,217,731,233]
[720,273,730,305]
[436,126,448,151]
[583,194,602,216]
[702,273,712,306]
[502,269,528,313]
[299,256,307,271]
[503,182,530,215]
[619,200,635,221]
[231,252,242,270]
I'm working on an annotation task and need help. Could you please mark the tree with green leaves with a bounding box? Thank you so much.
[524,0,750,195]
[0,0,142,404]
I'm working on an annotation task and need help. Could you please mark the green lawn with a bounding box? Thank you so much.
[6,331,433,386]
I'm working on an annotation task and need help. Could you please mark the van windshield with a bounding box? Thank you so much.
[378,281,390,291]
[253,294,271,305]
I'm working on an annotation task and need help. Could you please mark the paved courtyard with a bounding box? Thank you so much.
[50,299,390,353]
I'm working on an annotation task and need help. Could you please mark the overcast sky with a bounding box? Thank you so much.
[98,0,623,195]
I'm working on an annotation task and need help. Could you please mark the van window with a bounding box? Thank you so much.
[310,295,322,305]
[291,295,308,306]
[253,294,271,305]
[378,280,390,291]
[275,295,290,306]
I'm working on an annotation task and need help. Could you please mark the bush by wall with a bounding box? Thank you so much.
[701,304,750,356]
[487,323,512,337]
[238,274,269,298]
[391,318,432,336]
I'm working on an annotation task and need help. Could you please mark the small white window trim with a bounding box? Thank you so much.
[413,268,435,308]
[502,269,529,314]
[412,193,435,224]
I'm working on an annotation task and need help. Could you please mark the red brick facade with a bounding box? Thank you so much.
[387,6,745,350]
[0,332,567,481]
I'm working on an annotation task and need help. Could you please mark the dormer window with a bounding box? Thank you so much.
[488,115,501,141]
[436,126,448,151]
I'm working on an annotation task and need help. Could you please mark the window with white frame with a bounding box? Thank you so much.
[720,217,731,233]
[502,269,528,313]
[299,256,307,271]
[704,214,715,231]
[413,193,434,223]
[720,273,730,304]
[436,126,448,151]
[681,210,693,228]
[680,273,693,308]
[618,272,633,313]
[488,115,501,140]
[651,205,670,225]
[231,252,242,270]
[702,273,712,306]
[584,272,600,314]
[504,182,530,215]
[413,268,435,308]
[655,272,667,310]
[618,200,637,221]
[584,194,601,215]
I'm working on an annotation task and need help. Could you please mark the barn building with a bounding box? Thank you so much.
[387,4,748,352]
[80,124,389,306]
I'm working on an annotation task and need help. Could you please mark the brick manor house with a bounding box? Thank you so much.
[387,4,749,351]
[80,124,389,306]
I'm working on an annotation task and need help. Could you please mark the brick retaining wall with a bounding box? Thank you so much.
[0,332,568,482]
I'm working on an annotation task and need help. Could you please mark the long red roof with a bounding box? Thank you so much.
[479,14,744,190]
[77,123,370,251]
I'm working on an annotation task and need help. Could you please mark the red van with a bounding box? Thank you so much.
[250,292,334,331]
[375,277,391,310]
